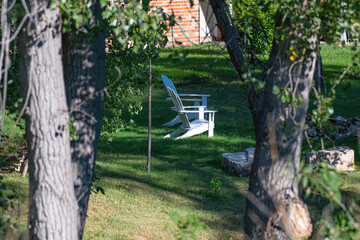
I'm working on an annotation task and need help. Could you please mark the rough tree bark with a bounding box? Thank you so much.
[245,35,315,240]
[209,1,316,239]
[62,1,105,238]
[18,0,78,239]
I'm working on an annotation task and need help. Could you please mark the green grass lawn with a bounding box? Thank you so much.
[2,44,360,239]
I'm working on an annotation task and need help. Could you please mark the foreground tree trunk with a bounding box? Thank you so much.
[18,0,78,239]
[62,1,105,238]
[244,35,315,239]
[209,1,316,238]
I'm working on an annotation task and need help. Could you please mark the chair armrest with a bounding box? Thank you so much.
[170,107,201,113]
[170,107,216,113]
[205,110,217,122]
[174,109,217,113]
[166,97,202,102]
[178,94,210,97]
[183,106,207,109]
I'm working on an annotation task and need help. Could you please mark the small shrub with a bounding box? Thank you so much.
[169,208,206,240]
[209,177,222,198]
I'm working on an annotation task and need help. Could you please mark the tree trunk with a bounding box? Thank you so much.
[208,0,245,79]
[314,51,323,91]
[62,1,105,238]
[245,36,315,239]
[0,0,11,143]
[18,1,78,239]
[209,1,316,239]
[147,58,152,173]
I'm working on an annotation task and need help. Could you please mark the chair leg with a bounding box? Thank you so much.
[164,127,185,138]
[175,128,205,140]
[175,130,195,140]
[208,113,215,137]
[208,124,214,137]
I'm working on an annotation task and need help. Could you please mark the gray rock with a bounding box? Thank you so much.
[245,148,255,162]
[221,151,253,177]
[306,146,355,172]
[307,127,317,137]
[335,116,346,122]
[348,124,359,137]
[333,132,343,139]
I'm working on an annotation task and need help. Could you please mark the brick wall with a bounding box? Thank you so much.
[150,0,200,46]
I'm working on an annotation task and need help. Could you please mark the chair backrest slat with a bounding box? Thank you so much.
[161,74,178,95]
[167,87,191,129]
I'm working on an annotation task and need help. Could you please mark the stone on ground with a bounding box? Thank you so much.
[221,148,255,177]
[306,146,355,172]
[245,148,255,162]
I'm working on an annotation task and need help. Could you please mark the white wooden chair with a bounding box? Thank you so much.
[161,74,210,126]
[164,87,217,140]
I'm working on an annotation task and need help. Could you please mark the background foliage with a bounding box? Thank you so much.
[231,0,276,55]
[102,1,173,132]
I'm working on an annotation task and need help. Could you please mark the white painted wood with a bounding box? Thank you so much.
[164,88,217,140]
[341,30,347,45]
[161,74,211,127]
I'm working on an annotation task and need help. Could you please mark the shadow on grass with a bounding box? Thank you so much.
[97,133,252,234]
[101,166,247,232]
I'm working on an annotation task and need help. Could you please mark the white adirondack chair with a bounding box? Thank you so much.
[164,87,217,140]
[161,74,210,126]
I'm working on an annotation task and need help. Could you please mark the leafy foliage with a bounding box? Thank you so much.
[67,121,79,141]
[0,176,19,238]
[54,0,173,132]
[299,161,360,239]
[0,112,25,159]
[101,1,173,132]
[209,177,222,198]
[102,49,147,132]
[229,1,360,238]
[169,208,207,240]
[232,0,276,55]
[0,177,10,236]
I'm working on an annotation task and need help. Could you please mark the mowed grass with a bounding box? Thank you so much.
[2,44,360,239]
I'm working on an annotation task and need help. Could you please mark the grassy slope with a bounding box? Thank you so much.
[2,44,360,240]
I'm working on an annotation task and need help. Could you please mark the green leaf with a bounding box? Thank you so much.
[50,0,57,9]
[302,165,313,174]
[302,176,308,189]
[102,9,112,19]
[281,95,286,103]
[273,86,280,95]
